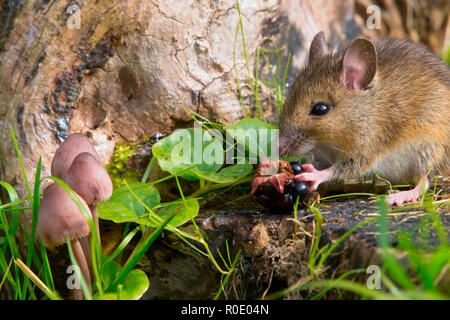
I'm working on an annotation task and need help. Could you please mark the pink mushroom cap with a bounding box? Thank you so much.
[51,133,98,181]
[37,183,92,248]
[66,152,113,205]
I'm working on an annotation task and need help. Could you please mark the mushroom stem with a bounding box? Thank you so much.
[71,238,92,300]
[79,205,101,288]
[89,204,101,246]
[79,236,93,283]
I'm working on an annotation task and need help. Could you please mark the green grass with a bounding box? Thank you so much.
[231,3,449,300]
[0,130,58,300]
[214,240,242,300]
[263,191,449,300]
[1,124,244,299]
[0,128,195,300]
[233,0,291,122]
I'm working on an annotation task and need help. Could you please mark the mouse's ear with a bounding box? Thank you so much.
[340,38,377,90]
[309,31,328,62]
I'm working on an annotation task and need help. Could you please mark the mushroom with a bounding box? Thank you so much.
[66,152,113,245]
[51,133,99,180]
[37,183,92,300]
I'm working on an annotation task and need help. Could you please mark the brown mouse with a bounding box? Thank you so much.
[279,31,450,206]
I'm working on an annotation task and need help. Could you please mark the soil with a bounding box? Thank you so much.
[19,176,448,300]
[134,176,450,299]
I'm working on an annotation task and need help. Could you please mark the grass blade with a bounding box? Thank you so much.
[214,249,242,300]
[106,204,181,292]
[10,127,31,196]
[38,240,55,291]
[141,157,156,183]
[104,226,140,265]
[376,197,415,290]
[0,181,20,236]
[66,239,93,300]
[14,259,61,300]
[21,157,42,299]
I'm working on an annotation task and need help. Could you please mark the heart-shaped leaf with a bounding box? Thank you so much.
[98,182,199,228]
[118,269,149,300]
[101,260,121,290]
[98,182,160,224]
[152,128,223,180]
[99,261,149,300]
[227,118,278,161]
[153,127,254,184]
[144,198,199,228]
[192,163,253,184]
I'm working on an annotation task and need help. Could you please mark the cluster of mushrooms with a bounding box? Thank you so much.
[36,133,113,299]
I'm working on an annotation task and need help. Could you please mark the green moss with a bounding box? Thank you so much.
[106,136,149,187]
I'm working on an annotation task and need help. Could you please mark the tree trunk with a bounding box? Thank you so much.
[0,0,370,202]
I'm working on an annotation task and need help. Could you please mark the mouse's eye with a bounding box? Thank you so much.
[310,102,331,116]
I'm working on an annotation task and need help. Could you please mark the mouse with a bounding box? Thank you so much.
[278,31,450,206]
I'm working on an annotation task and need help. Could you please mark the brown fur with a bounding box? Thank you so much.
[279,37,450,184]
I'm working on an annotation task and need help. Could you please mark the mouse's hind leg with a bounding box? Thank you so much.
[386,176,429,206]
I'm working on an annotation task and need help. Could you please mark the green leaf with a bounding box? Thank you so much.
[152,128,223,180]
[0,181,20,236]
[101,260,121,289]
[152,127,252,184]
[119,269,149,300]
[227,118,278,161]
[228,117,277,131]
[107,206,178,292]
[98,182,160,224]
[98,182,199,228]
[99,261,149,300]
[193,163,253,184]
[148,198,199,228]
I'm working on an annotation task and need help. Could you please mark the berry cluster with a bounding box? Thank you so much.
[252,161,309,213]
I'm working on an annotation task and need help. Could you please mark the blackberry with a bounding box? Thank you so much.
[290,162,302,175]
[292,182,309,202]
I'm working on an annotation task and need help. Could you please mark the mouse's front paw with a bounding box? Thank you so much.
[294,164,333,191]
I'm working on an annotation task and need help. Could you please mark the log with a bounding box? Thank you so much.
[138,177,449,299]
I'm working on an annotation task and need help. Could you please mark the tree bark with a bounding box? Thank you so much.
[0,0,370,202]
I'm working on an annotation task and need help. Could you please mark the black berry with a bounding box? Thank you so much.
[279,193,294,208]
[284,178,294,190]
[261,181,277,196]
[255,192,271,207]
[292,182,309,202]
[290,162,302,175]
